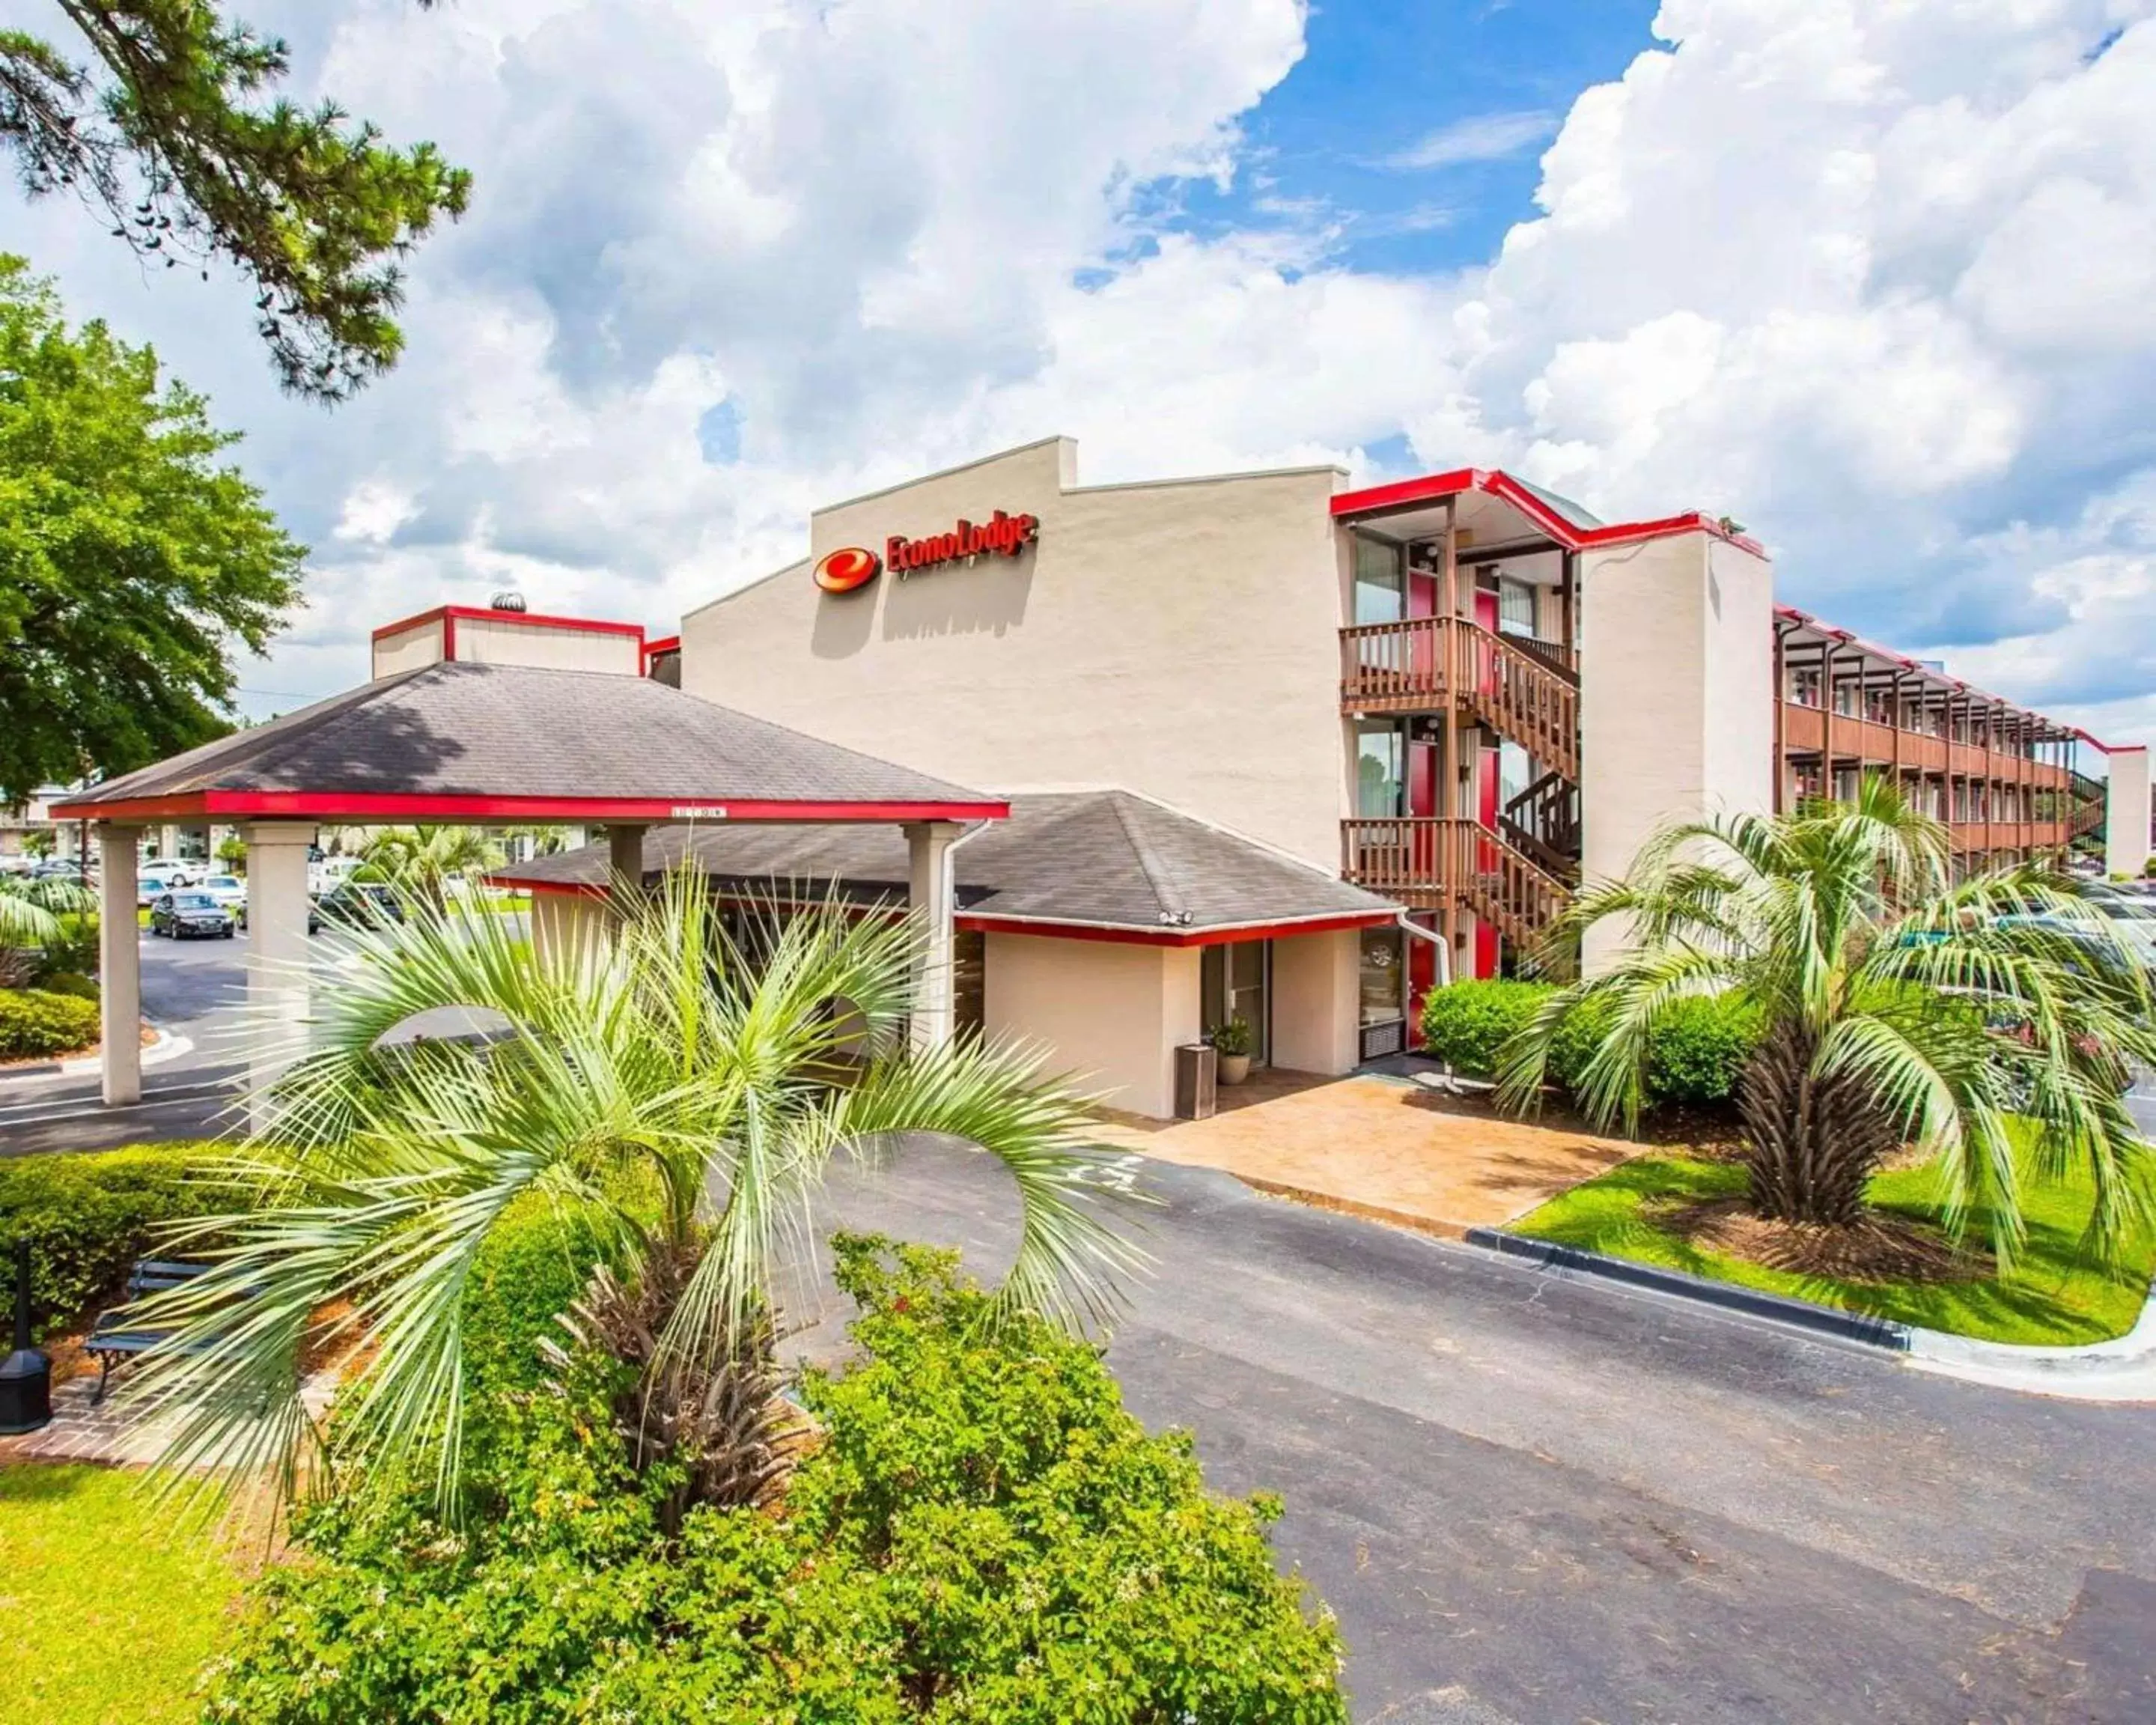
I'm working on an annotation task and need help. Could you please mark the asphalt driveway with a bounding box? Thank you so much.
[787,1141,2156,1725]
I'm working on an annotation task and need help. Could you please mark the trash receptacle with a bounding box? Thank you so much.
[1174,1042,1217,1121]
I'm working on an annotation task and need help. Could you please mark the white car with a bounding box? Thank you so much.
[309,857,365,896]
[194,873,249,912]
[136,862,197,906]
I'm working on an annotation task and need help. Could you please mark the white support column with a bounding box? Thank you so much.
[243,821,316,1134]
[906,821,961,1051]
[607,824,649,911]
[97,824,143,1106]
[2104,746,2150,880]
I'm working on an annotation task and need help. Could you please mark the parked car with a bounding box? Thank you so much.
[149,889,236,939]
[310,881,405,934]
[136,862,198,906]
[193,873,248,912]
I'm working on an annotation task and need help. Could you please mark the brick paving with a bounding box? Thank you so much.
[1091,1068,1636,1237]
[4,1368,337,1467]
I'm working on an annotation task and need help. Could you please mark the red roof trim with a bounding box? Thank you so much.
[371,605,648,645]
[1331,468,1767,557]
[55,791,1010,824]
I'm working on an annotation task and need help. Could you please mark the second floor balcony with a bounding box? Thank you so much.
[1341,615,1581,782]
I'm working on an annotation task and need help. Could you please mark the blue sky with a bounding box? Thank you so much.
[1156,0,1656,276]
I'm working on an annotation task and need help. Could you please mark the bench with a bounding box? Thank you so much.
[82,1259,219,1406]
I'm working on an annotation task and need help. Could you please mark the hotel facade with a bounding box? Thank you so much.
[492,435,2134,1118]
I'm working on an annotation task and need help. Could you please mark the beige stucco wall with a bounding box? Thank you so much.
[454,615,642,675]
[529,892,609,963]
[2106,746,2152,878]
[372,618,445,680]
[680,438,1351,868]
[1579,529,1774,970]
[983,931,1201,1118]
[1269,927,1362,1075]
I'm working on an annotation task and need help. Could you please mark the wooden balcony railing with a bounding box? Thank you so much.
[1342,616,1580,780]
[1341,817,1571,949]
[1780,701,2071,790]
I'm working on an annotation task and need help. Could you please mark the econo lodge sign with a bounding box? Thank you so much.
[812,508,1039,594]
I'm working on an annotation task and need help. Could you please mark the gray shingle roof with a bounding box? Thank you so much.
[494,789,1396,934]
[55,662,998,812]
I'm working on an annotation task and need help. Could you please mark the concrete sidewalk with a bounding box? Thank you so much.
[1092,1069,1635,1236]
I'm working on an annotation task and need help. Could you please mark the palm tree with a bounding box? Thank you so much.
[358,824,505,909]
[129,868,1142,1505]
[0,871,91,952]
[1499,777,2156,1256]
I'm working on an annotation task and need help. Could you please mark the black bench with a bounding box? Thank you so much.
[82,1259,218,1406]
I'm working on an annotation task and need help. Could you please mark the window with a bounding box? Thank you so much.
[1832,678,1858,717]
[1497,576,1537,639]
[1357,926,1404,1027]
[1353,533,1404,625]
[1788,665,1821,708]
[1356,722,1405,818]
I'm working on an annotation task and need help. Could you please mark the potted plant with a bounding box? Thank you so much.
[1211,1015,1254,1086]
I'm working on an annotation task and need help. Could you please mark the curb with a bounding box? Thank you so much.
[1464,1226,1915,1351]
[0,1022,187,1087]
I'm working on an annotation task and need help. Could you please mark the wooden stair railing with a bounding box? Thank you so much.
[1452,620,1580,782]
[1499,770,1580,883]
[1340,817,1572,950]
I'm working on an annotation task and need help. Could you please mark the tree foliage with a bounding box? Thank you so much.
[1499,778,2156,1256]
[0,2,469,398]
[0,256,303,800]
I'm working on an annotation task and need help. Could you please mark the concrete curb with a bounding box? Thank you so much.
[0,1022,188,1086]
[1467,1226,2156,1402]
[1902,1280,2156,1402]
[1464,1226,1915,1351]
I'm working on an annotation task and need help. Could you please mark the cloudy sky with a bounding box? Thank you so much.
[6,0,2155,746]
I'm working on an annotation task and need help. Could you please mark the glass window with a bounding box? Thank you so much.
[1356,722,1404,818]
[1497,577,1537,639]
[1353,534,1404,625]
[1358,926,1404,1026]
[1788,666,1821,707]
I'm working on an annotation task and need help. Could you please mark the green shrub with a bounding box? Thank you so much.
[1419,979,1552,1076]
[0,987,100,1057]
[1644,994,1762,1105]
[1429,985,1758,1111]
[205,1235,1349,1725]
[0,1144,240,1338]
[459,1197,624,1396]
[34,970,98,1003]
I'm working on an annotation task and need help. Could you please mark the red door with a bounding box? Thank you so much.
[1406,912,1438,1044]
[1408,569,1439,688]
[1475,745,1500,979]
[1473,588,1499,698]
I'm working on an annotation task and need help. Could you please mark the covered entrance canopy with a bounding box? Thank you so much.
[52,660,1009,1113]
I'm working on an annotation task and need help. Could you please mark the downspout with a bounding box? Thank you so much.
[1397,908,1451,988]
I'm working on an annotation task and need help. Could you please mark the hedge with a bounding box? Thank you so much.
[0,1144,242,1339]
[0,987,100,1058]
[1419,979,1761,1109]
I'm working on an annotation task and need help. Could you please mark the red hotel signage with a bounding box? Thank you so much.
[812,508,1039,595]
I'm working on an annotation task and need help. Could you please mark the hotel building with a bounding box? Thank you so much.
[491,436,2131,1117]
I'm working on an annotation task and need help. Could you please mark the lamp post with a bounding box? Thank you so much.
[0,1239,52,1435]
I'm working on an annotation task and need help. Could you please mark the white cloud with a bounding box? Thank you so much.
[2,0,2154,746]
[1367,109,1558,171]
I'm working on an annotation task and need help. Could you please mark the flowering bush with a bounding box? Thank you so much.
[204,1232,1348,1724]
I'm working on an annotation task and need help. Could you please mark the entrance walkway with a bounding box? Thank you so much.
[1092,1069,1636,1237]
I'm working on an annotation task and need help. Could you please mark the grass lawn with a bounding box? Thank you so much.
[1511,1149,2156,1346]
[0,1464,246,1724]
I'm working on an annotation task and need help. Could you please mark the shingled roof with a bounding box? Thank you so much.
[493,789,1399,941]
[55,662,1005,824]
